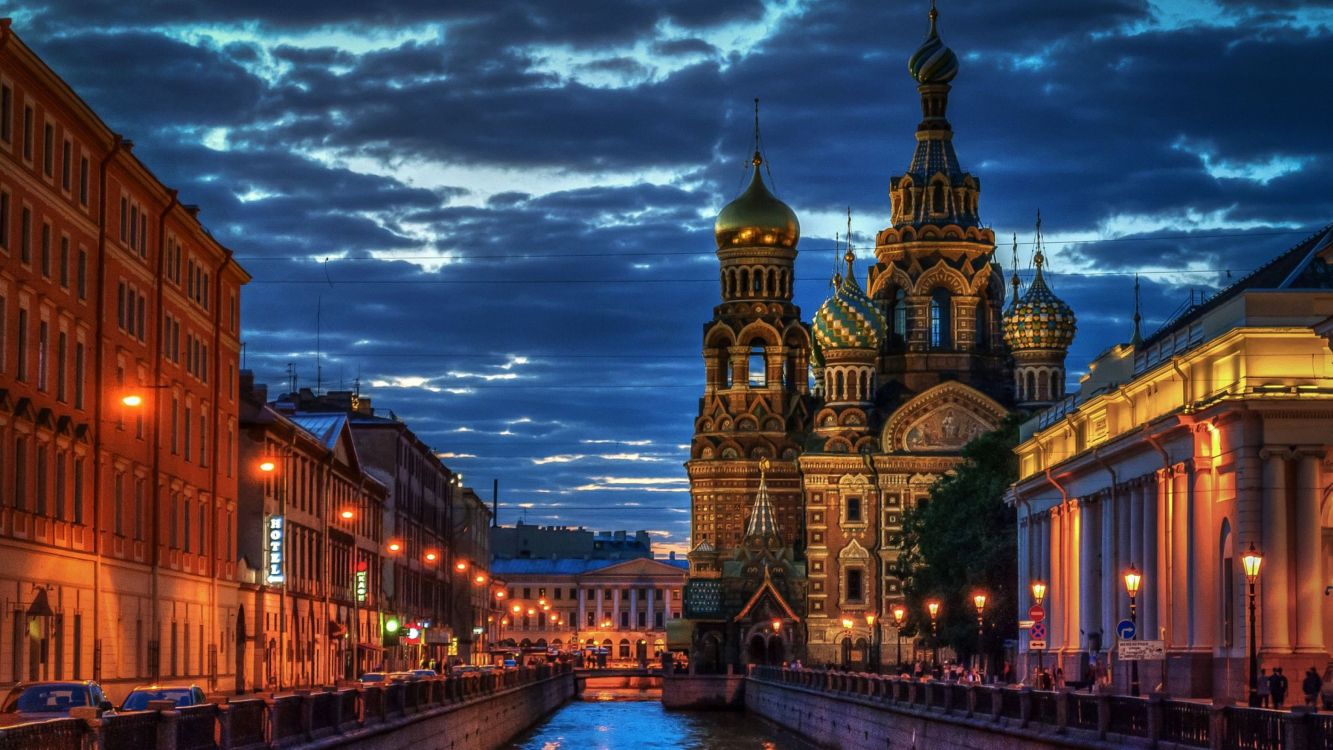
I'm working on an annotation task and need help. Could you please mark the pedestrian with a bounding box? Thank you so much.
[1271,667,1288,709]
[1303,667,1322,710]
[1054,667,1066,690]
[1258,668,1270,707]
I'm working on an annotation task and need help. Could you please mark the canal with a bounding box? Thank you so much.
[505,688,819,749]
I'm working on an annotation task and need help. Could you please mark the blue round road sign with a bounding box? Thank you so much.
[1029,621,1046,640]
[1117,619,1136,640]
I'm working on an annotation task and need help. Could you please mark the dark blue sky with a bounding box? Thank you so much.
[12,0,1332,555]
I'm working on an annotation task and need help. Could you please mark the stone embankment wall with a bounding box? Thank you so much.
[0,664,575,750]
[745,666,1327,750]
[661,673,746,709]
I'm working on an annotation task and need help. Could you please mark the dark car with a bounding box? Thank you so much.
[410,669,438,680]
[0,681,112,726]
[358,672,387,684]
[120,684,207,711]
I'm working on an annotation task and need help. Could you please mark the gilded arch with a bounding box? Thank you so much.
[880,381,1007,453]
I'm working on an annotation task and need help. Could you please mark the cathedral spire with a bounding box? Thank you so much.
[1009,233,1021,311]
[744,458,781,542]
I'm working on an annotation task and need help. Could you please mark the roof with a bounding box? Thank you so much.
[1140,225,1333,351]
[287,413,348,451]
[489,558,621,576]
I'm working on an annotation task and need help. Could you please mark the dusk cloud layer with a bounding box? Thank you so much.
[13,0,1332,556]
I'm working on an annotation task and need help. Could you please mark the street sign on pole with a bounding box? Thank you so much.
[1029,639,1047,650]
[1029,621,1047,640]
[1116,619,1136,640]
[1028,604,1046,622]
[1118,640,1165,661]
[1018,619,1035,629]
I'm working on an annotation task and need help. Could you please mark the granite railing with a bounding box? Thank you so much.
[748,665,1328,750]
[0,664,570,750]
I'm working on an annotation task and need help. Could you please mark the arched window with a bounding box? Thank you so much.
[901,189,913,218]
[1050,371,1062,401]
[929,289,951,349]
[1024,370,1035,401]
[739,268,750,296]
[834,370,845,401]
[768,268,777,297]
[933,183,945,214]
[752,267,763,295]
[748,345,766,387]
[719,349,732,389]
[618,639,631,659]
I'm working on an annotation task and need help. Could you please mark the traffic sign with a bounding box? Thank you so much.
[1029,639,1047,650]
[1029,621,1047,640]
[1018,619,1035,629]
[1029,604,1046,622]
[1118,640,1164,661]
[1116,619,1136,640]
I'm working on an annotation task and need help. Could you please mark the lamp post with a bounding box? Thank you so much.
[840,617,855,669]
[1030,579,1047,676]
[892,605,906,672]
[1242,543,1263,708]
[926,599,941,669]
[1122,564,1141,696]
[864,612,879,673]
[973,592,987,677]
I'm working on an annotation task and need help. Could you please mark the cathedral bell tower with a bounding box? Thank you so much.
[687,102,812,555]
[867,3,1009,401]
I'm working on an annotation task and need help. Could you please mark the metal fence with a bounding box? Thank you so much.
[0,718,85,750]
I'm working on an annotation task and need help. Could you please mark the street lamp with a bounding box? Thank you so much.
[926,599,941,669]
[1242,543,1263,707]
[1030,579,1047,675]
[864,612,879,673]
[1123,564,1141,697]
[892,605,906,672]
[973,592,987,676]
[840,617,854,669]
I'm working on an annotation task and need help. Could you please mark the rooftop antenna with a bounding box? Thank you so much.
[286,362,297,395]
[1131,273,1143,346]
[354,363,362,399]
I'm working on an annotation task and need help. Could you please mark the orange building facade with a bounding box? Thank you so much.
[0,21,249,699]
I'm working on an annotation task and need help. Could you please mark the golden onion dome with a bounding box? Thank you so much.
[715,153,800,250]
[1003,253,1076,352]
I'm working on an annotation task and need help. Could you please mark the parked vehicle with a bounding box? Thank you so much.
[410,669,438,680]
[120,684,207,711]
[502,659,518,669]
[358,672,387,684]
[388,671,415,682]
[0,681,112,726]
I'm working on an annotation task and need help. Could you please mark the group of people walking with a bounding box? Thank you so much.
[1257,666,1325,710]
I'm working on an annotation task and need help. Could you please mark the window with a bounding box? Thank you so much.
[198,502,206,554]
[37,320,49,391]
[620,611,629,628]
[198,415,207,466]
[171,397,179,453]
[57,236,69,288]
[0,190,8,252]
[929,288,951,349]
[62,139,71,191]
[35,444,47,516]
[846,568,864,602]
[0,85,9,142]
[20,206,30,263]
[43,122,53,176]
[74,342,85,408]
[40,222,50,277]
[72,458,84,524]
[113,472,124,536]
[16,307,27,381]
[56,331,66,401]
[134,479,145,541]
[119,197,127,242]
[0,295,5,374]
[748,345,765,387]
[79,157,89,206]
[846,496,862,523]
[169,493,178,548]
[77,249,87,299]
[184,406,192,461]
[183,502,191,552]
[22,105,32,160]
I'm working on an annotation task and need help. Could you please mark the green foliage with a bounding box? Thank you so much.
[897,414,1021,663]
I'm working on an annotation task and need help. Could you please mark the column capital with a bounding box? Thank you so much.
[1259,447,1295,461]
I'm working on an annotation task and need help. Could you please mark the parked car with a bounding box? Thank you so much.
[502,659,518,669]
[388,671,415,682]
[410,669,438,680]
[120,684,207,711]
[450,665,480,676]
[358,672,387,684]
[0,681,112,726]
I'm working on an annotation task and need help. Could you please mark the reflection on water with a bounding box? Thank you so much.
[505,690,818,750]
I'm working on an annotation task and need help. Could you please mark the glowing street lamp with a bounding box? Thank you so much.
[926,599,941,668]
[474,574,487,585]
[386,540,403,554]
[973,592,987,671]
[1123,564,1142,696]
[456,561,468,572]
[339,509,355,520]
[892,605,906,670]
[1030,580,1047,606]
[424,550,438,563]
[121,394,144,408]
[772,619,782,632]
[258,460,277,473]
[1242,544,1263,707]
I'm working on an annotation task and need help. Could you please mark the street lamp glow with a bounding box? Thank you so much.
[892,605,905,625]
[511,604,522,614]
[474,574,487,585]
[864,612,876,627]
[495,590,506,599]
[772,619,781,631]
[387,540,402,553]
[456,561,468,572]
[424,550,438,563]
[841,617,854,630]
[385,617,401,633]
[973,593,987,614]
[1242,542,1263,583]
[339,509,354,520]
[1030,579,1047,605]
[926,600,940,619]
[1123,565,1142,597]
[528,608,536,616]
[258,460,277,473]
[121,394,144,407]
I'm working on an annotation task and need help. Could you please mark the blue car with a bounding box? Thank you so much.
[0,681,112,726]
[120,684,208,711]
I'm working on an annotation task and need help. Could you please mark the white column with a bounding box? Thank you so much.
[1139,481,1156,639]
[1100,491,1117,648]
[1295,452,1324,652]
[1261,452,1291,651]
[629,588,639,630]
[1171,467,1190,647]
[646,588,656,630]
[577,588,587,633]
[595,588,604,628]
[612,589,621,629]
[1079,497,1099,652]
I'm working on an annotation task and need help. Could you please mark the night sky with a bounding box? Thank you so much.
[11,1,1332,556]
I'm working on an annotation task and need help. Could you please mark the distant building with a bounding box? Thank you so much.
[1009,227,1333,700]
[491,522,652,561]
[237,374,386,689]
[0,21,250,699]
[490,556,687,665]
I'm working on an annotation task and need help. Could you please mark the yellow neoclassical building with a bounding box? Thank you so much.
[1008,227,1333,700]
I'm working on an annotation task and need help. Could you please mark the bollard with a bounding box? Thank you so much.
[966,684,978,717]
[1208,700,1232,750]
[148,700,181,750]
[1095,691,1111,740]
[217,702,234,748]
[990,687,1003,723]
[1055,688,1070,734]
[1284,705,1315,750]
[1018,687,1033,728]
[1147,691,1169,746]
[295,690,314,741]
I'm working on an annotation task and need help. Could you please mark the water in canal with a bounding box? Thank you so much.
[505,688,819,750]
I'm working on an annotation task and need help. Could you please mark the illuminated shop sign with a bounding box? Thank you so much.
[355,560,369,603]
[266,516,286,585]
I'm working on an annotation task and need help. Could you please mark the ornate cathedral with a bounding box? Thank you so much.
[684,4,1079,670]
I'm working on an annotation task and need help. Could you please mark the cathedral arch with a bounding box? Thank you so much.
[880,381,1008,453]
[1024,370,1035,402]
[739,268,751,297]
[823,436,853,453]
[913,263,969,297]
[736,321,780,348]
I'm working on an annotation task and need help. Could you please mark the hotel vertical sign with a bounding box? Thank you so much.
[266,516,286,585]
[355,560,369,602]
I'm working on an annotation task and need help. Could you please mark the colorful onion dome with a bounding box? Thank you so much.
[813,250,886,351]
[1003,253,1077,351]
[715,153,800,250]
[908,5,959,84]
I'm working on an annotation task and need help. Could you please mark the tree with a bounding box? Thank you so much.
[897,414,1021,671]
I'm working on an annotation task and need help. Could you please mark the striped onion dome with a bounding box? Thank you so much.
[908,5,959,84]
[1003,253,1076,351]
[812,251,886,352]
